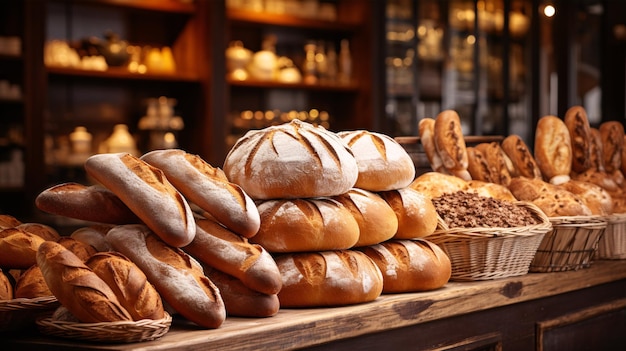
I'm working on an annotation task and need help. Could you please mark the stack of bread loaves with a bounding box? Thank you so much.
[223,120,450,305]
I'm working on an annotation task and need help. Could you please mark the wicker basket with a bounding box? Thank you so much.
[529,215,607,272]
[36,312,172,343]
[427,202,552,281]
[595,213,626,260]
[0,296,59,332]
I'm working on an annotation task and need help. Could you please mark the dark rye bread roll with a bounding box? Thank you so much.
[84,153,195,247]
[359,239,451,293]
[275,250,383,308]
[223,119,358,200]
[337,130,415,191]
[534,115,572,185]
[252,197,360,253]
[564,106,592,173]
[141,149,260,238]
[501,134,542,179]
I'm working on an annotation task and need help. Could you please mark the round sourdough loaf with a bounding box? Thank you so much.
[378,187,438,239]
[252,197,360,253]
[223,120,358,200]
[359,239,451,293]
[337,130,415,191]
[275,250,383,307]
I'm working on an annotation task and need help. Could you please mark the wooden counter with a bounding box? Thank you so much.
[5,260,626,351]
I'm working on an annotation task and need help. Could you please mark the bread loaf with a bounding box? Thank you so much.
[508,177,592,217]
[0,214,21,229]
[590,128,606,172]
[467,180,517,202]
[572,168,620,193]
[501,134,542,179]
[359,239,451,293]
[337,130,415,191]
[599,121,625,173]
[558,180,613,216]
[36,241,132,323]
[252,197,360,253]
[564,106,592,173]
[84,153,196,247]
[0,268,13,300]
[56,237,97,262]
[433,110,471,180]
[275,250,383,307]
[332,188,398,247]
[86,252,165,321]
[409,171,469,199]
[475,142,512,186]
[223,119,358,199]
[418,118,448,174]
[70,225,113,252]
[106,225,225,328]
[16,223,60,242]
[378,187,438,239]
[14,265,52,299]
[466,146,492,182]
[203,266,279,317]
[0,228,47,269]
[183,218,282,295]
[141,149,260,238]
[35,183,140,225]
[534,115,572,185]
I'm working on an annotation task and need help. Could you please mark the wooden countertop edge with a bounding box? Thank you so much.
[7,260,626,351]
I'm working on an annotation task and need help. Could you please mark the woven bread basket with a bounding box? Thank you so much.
[427,201,551,281]
[0,296,59,332]
[36,312,172,343]
[595,213,626,260]
[529,215,607,272]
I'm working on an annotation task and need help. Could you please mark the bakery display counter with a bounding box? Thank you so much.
[4,259,626,351]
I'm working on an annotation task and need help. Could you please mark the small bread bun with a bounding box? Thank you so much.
[0,214,22,229]
[338,130,415,191]
[508,177,592,217]
[0,268,13,300]
[378,187,438,239]
[16,223,60,242]
[564,106,593,173]
[501,134,542,179]
[332,188,398,247]
[56,237,97,262]
[534,115,572,185]
[359,239,451,293]
[418,118,448,174]
[409,172,470,199]
[275,250,383,307]
[0,228,47,269]
[14,265,52,299]
[70,225,113,252]
[252,197,360,253]
[558,180,613,216]
[434,110,471,180]
[599,121,625,173]
[223,120,358,200]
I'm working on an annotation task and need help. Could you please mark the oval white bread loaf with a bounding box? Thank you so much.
[0,228,47,269]
[337,130,415,191]
[0,214,21,229]
[36,241,133,323]
[141,149,260,238]
[378,187,438,239]
[14,265,52,299]
[418,117,448,174]
[70,225,114,252]
[183,218,282,295]
[359,239,451,293]
[332,188,398,247]
[35,183,140,225]
[16,223,60,242]
[500,134,542,179]
[534,115,572,185]
[84,153,196,247]
[275,250,383,307]
[223,119,358,200]
[434,110,471,180]
[86,252,165,321]
[106,224,225,328]
[599,121,625,173]
[252,197,360,253]
[203,265,279,318]
[409,171,470,199]
[564,105,592,173]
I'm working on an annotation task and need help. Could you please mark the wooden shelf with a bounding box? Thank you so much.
[227,8,361,32]
[46,66,201,83]
[62,0,195,14]
[228,77,360,92]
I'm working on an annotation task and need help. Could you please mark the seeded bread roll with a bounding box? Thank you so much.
[337,130,415,191]
[252,197,360,253]
[36,241,132,323]
[0,228,47,269]
[275,250,383,308]
[534,115,572,185]
[141,149,260,238]
[564,106,592,173]
[0,268,13,300]
[359,239,451,293]
[434,110,471,180]
[223,120,358,200]
[378,187,438,239]
[14,265,52,299]
[409,171,470,199]
[501,134,543,179]
[84,153,196,247]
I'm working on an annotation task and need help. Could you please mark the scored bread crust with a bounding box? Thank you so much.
[434,110,470,180]
[534,115,572,184]
[501,134,542,179]
[378,187,438,239]
[0,228,46,269]
[14,265,52,299]
[418,117,448,174]
[564,106,592,173]
[599,121,625,173]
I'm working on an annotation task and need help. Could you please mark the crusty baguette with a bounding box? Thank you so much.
[0,228,47,269]
[36,241,132,323]
[534,115,572,185]
[466,146,493,182]
[84,153,195,247]
[106,224,225,328]
[183,218,282,295]
[590,128,606,172]
[86,252,165,321]
[564,106,592,173]
[141,149,260,238]
[418,117,448,174]
[35,183,140,225]
[433,110,471,180]
[501,134,542,179]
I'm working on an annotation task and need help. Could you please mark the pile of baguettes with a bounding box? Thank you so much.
[0,119,452,331]
[415,106,626,218]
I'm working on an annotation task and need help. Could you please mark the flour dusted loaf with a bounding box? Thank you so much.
[223,120,358,199]
[378,187,438,239]
[337,130,415,191]
[359,239,451,293]
[275,250,383,307]
[534,115,572,185]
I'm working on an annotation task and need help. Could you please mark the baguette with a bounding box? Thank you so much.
[84,153,195,247]
[434,110,471,180]
[141,149,260,238]
[599,121,625,173]
[0,228,47,269]
[475,142,512,186]
[590,128,606,172]
[35,183,140,225]
[183,218,282,295]
[106,224,225,328]
[418,117,447,174]
[501,134,542,179]
[36,241,132,323]
[466,146,493,182]
[16,223,60,242]
[70,225,113,252]
[564,106,592,173]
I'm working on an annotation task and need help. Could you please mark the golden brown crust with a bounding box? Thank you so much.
[599,121,625,173]
[14,265,53,299]
[467,180,517,202]
[475,142,512,186]
[56,237,97,262]
[434,110,470,178]
[501,134,542,179]
[508,177,592,217]
[70,225,113,252]
[16,223,60,242]
[418,118,447,173]
[466,146,493,182]
[0,268,13,300]
[558,180,613,216]
[409,172,470,199]
[564,105,592,173]
[0,228,46,269]
[378,187,438,239]
[589,128,605,172]
[534,115,572,184]
[0,214,21,229]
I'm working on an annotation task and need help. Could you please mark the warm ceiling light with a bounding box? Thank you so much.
[544,4,556,17]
